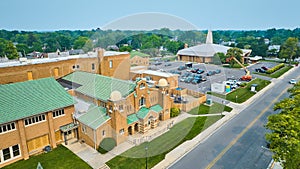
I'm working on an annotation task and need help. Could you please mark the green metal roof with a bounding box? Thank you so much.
[77,106,110,130]
[136,107,149,119]
[136,104,162,119]
[0,78,75,124]
[150,105,163,112]
[127,113,139,125]
[63,71,136,101]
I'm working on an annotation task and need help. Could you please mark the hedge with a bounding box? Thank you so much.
[266,63,285,74]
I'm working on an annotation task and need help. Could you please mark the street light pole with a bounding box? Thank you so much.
[235,95,238,103]
[145,145,148,169]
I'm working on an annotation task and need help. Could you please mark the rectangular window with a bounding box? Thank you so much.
[53,109,65,118]
[3,148,11,161]
[12,145,20,157]
[109,60,113,68]
[24,114,46,126]
[92,63,95,70]
[76,65,80,69]
[0,122,16,134]
[72,65,75,69]
[102,130,106,136]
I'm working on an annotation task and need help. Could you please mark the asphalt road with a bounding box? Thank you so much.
[169,66,300,169]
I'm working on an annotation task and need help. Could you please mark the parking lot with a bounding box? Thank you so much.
[148,60,275,93]
[149,61,247,93]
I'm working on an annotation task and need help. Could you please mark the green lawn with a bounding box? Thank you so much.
[188,102,232,115]
[3,145,91,169]
[226,78,270,103]
[254,65,293,78]
[130,51,150,58]
[107,115,222,169]
[208,78,271,103]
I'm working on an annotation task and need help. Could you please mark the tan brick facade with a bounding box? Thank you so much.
[0,50,131,84]
[130,56,149,66]
[178,55,212,63]
[0,106,75,168]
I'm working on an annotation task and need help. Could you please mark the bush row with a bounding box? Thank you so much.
[266,63,285,74]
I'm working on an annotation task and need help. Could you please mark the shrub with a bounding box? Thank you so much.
[266,63,285,74]
[97,138,116,154]
[170,107,180,117]
[239,82,247,87]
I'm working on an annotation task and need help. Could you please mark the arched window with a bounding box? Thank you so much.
[139,97,146,107]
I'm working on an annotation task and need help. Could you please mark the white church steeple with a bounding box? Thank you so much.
[205,30,213,44]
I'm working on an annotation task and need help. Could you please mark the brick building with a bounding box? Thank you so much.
[0,50,131,84]
[59,71,171,147]
[0,78,76,168]
[130,55,149,66]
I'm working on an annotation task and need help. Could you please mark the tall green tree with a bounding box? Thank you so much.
[74,36,89,49]
[265,81,300,169]
[226,47,243,67]
[0,38,19,59]
[279,37,299,63]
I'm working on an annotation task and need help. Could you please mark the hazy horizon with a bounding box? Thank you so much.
[1,0,299,31]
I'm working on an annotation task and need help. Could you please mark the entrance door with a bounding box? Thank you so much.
[64,130,74,141]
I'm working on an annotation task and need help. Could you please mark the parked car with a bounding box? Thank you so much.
[180,77,186,82]
[173,71,181,75]
[178,65,186,70]
[215,69,221,74]
[289,79,297,84]
[192,78,202,84]
[194,74,202,79]
[154,62,162,66]
[164,63,172,67]
[261,66,269,70]
[191,68,199,73]
[255,68,266,73]
[182,72,190,77]
[206,71,216,76]
[196,69,205,74]
[184,77,193,83]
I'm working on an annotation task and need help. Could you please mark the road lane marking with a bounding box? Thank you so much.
[205,85,289,169]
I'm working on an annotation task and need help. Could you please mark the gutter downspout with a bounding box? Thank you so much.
[94,129,97,150]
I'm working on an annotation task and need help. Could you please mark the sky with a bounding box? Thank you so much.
[1,0,299,31]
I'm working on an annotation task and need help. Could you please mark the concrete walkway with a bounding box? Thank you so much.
[63,65,298,169]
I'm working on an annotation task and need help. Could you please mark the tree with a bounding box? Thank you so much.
[16,43,30,56]
[279,37,299,64]
[164,40,184,54]
[213,52,226,64]
[119,45,132,52]
[0,38,19,59]
[265,82,300,169]
[74,36,89,49]
[226,47,243,67]
[82,39,93,53]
